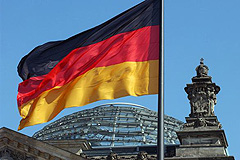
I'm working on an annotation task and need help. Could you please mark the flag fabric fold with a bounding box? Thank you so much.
[17,0,159,130]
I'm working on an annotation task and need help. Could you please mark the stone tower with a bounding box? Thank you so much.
[172,59,235,160]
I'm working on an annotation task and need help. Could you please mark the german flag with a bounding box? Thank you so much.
[17,0,159,130]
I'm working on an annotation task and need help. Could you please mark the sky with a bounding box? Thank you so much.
[0,0,239,159]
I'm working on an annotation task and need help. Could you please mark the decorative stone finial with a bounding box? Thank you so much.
[195,58,209,77]
[185,60,220,120]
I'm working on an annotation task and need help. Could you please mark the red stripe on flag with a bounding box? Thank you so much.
[18,26,159,107]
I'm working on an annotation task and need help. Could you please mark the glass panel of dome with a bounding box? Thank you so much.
[99,141,111,146]
[114,142,124,146]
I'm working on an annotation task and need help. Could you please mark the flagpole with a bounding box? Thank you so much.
[157,0,164,159]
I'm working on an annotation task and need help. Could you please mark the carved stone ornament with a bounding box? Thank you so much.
[137,151,148,160]
[195,58,209,77]
[183,118,222,128]
[185,85,220,118]
[106,152,119,160]
[0,149,14,160]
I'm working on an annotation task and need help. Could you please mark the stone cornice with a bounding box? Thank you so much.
[0,127,86,160]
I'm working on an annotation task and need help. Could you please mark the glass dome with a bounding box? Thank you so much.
[33,103,183,147]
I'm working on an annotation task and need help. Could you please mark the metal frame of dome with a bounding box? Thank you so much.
[33,103,183,147]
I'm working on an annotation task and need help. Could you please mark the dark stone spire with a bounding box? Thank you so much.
[191,58,213,83]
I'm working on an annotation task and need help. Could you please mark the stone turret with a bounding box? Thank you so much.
[167,59,235,160]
